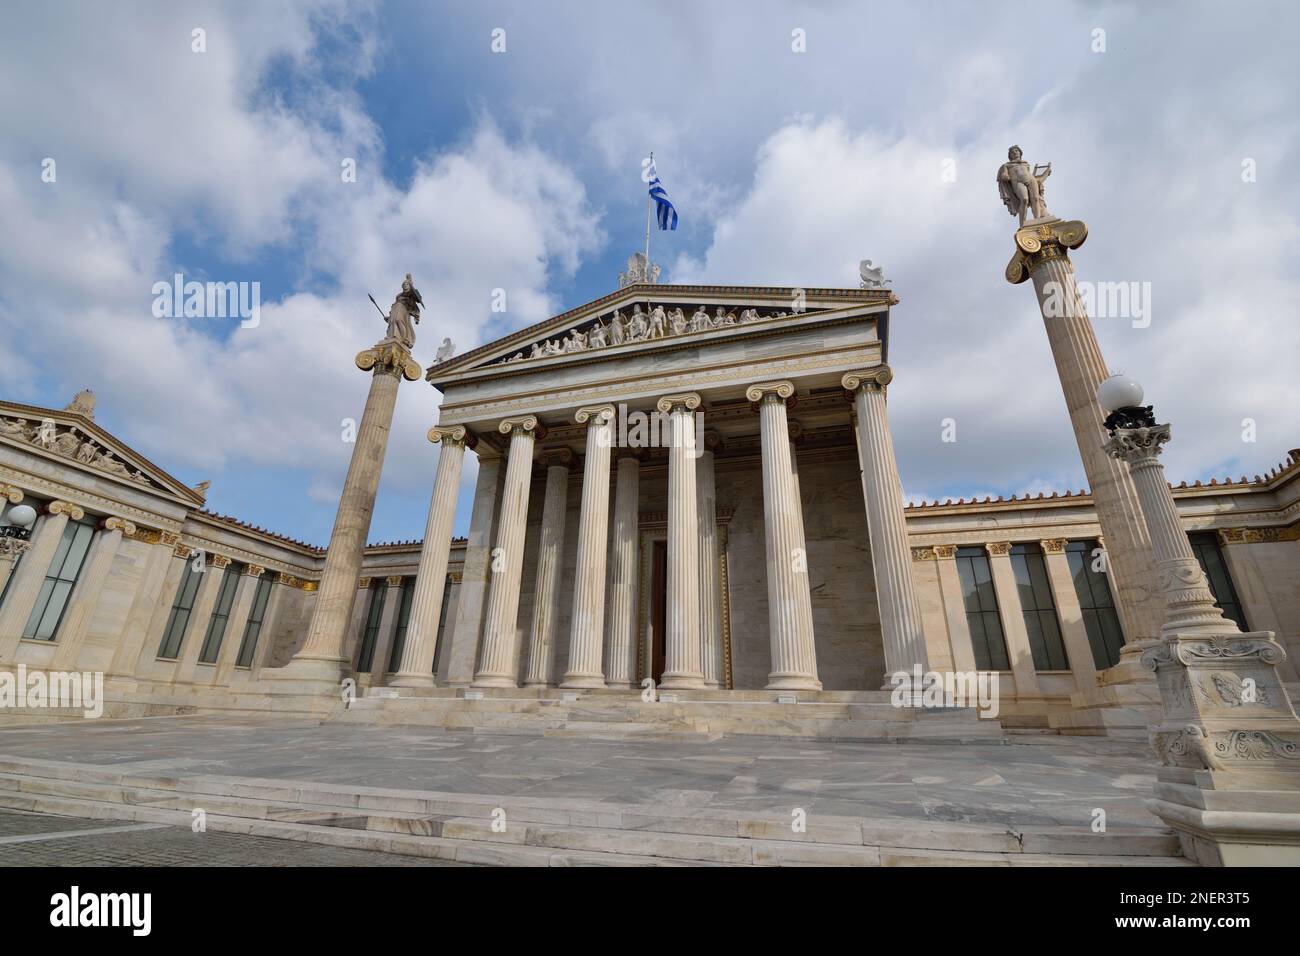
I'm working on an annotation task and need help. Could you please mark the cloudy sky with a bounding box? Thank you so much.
[2,1,1297,544]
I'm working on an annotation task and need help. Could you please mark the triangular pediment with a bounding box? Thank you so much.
[427,283,891,386]
[0,400,206,505]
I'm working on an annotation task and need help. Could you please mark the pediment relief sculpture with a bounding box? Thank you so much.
[0,414,161,489]
[494,300,823,366]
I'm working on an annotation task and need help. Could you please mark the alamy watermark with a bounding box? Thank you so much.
[889,665,1000,718]
[152,272,260,328]
[0,665,104,718]
[1042,279,1151,328]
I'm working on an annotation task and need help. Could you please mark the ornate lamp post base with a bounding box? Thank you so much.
[1103,398,1300,865]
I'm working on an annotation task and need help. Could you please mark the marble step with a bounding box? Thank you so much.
[0,759,1185,864]
[0,781,1187,867]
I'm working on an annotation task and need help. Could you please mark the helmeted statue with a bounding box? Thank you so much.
[997,146,1052,226]
[382,273,424,350]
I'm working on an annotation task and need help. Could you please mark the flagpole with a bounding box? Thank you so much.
[644,151,653,281]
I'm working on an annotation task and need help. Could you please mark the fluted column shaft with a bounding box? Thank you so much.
[290,347,416,681]
[748,383,820,691]
[1020,236,1165,655]
[0,502,81,658]
[658,394,705,689]
[697,444,723,687]
[604,452,641,687]
[473,416,540,687]
[524,454,572,686]
[845,369,930,685]
[563,406,616,688]
[389,427,471,688]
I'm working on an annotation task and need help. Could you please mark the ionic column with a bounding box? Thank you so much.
[523,448,573,686]
[473,415,541,687]
[563,405,616,689]
[604,449,642,688]
[281,341,421,687]
[52,517,136,668]
[697,433,723,688]
[1039,538,1099,686]
[389,425,474,688]
[1006,219,1165,669]
[443,454,504,685]
[0,500,83,659]
[843,368,929,686]
[657,393,705,689]
[746,382,821,691]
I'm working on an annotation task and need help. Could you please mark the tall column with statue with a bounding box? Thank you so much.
[997,148,1167,731]
[268,276,425,693]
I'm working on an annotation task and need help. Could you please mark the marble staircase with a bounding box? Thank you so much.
[0,755,1189,867]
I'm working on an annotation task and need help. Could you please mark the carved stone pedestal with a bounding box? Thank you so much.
[1108,421,1300,865]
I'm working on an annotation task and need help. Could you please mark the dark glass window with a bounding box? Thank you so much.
[355,581,388,673]
[198,563,244,664]
[158,559,204,659]
[386,577,416,673]
[1065,540,1125,669]
[23,517,96,641]
[1189,532,1249,631]
[1009,544,1069,670]
[235,574,275,668]
[954,546,1010,671]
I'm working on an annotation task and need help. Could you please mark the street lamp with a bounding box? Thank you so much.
[1097,373,1300,866]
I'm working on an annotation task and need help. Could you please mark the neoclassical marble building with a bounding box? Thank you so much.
[1,280,1298,730]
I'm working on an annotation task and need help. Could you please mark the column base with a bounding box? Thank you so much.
[560,674,607,689]
[471,674,519,689]
[765,674,822,691]
[1103,638,1161,684]
[259,655,350,696]
[385,672,436,690]
[522,679,552,688]
[604,680,635,690]
[704,679,721,689]
[659,673,706,690]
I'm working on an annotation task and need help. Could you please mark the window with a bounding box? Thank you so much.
[158,559,204,659]
[386,577,416,673]
[954,547,1010,671]
[1065,540,1124,669]
[23,517,96,641]
[355,581,388,673]
[235,574,275,668]
[1189,532,1249,631]
[198,562,243,664]
[1009,544,1069,670]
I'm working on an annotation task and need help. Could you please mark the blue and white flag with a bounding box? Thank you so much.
[645,157,678,231]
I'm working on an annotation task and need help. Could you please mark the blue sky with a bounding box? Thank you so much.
[2,1,1298,546]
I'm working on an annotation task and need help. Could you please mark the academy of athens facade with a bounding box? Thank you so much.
[2,277,1298,733]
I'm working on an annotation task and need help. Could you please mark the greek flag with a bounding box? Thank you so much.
[646,158,678,230]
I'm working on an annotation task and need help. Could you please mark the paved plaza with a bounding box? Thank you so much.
[0,715,1167,832]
